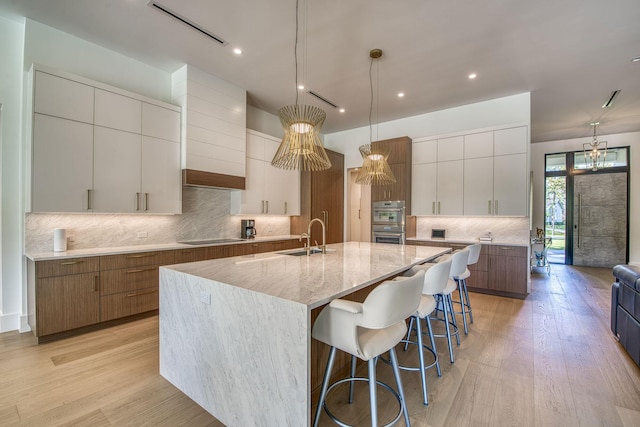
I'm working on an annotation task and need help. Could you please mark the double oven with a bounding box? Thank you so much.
[371,200,406,245]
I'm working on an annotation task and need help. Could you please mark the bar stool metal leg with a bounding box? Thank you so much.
[314,346,337,427]
[424,315,441,377]
[368,358,378,427]
[462,279,474,323]
[389,348,411,427]
[457,279,469,334]
[415,314,429,405]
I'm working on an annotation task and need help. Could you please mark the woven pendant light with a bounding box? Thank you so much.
[271,0,331,172]
[356,49,396,185]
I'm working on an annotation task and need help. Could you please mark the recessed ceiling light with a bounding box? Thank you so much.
[468,73,477,79]
[632,56,640,63]
[297,84,304,90]
[397,92,405,98]
[233,48,243,55]
[339,108,345,113]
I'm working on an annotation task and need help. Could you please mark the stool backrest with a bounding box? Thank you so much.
[466,243,482,266]
[422,258,452,296]
[362,270,425,329]
[450,248,470,279]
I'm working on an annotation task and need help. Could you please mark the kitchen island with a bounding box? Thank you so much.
[159,241,449,426]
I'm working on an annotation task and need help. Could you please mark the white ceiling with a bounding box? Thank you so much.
[1,0,639,142]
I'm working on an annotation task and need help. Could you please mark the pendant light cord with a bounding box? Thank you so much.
[369,56,373,144]
[294,0,299,106]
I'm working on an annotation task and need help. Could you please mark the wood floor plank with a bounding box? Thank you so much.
[489,371,535,427]
[616,405,640,427]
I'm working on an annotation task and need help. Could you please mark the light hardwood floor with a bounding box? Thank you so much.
[2,265,640,426]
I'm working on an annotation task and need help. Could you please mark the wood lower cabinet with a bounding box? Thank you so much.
[99,250,175,322]
[407,241,528,298]
[27,257,101,338]
[466,245,528,298]
[27,238,302,342]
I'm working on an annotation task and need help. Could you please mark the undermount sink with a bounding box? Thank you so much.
[179,238,245,245]
[278,248,324,256]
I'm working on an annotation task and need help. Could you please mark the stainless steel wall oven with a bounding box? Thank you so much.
[372,200,406,244]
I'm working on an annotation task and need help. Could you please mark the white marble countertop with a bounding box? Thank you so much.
[24,235,301,261]
[407,237,529,247]
[161,241,450,309]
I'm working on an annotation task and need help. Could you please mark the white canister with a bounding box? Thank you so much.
[53,228,67,252]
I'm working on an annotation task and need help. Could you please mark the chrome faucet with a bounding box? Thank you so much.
[307,218,326,255]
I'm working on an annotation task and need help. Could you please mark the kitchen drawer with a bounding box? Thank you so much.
[100,266,158,295]
[469,253,489,272]
[175,247,209,264]
[485,245,527,257]
[206,244,235,259]
[101,287,158,322]
[100,250,175,270]
[36,257,100,278]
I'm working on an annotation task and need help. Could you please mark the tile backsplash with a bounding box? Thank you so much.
[25,187,290,253]
[415,216,530,244]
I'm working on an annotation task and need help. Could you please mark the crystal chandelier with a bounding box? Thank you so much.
[271,0,331,172]
[355,49,396,185]
[583,121,608,171]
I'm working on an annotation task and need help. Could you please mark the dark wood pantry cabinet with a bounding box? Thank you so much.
[291,149,345,244]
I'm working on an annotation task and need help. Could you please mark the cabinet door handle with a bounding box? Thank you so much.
[577,193,582,248]
[488,200,492,215]
[265,200,269,214]
[284,201,287,214]
[432,201,435,215]
[126,289,158,298]
[125,253,156,259]
[145,193,149,211]
[87,189,92,210]
[125,267,156,274]
[94,275,100,292]
[494,200,498,215]
[261,200,265,214]
[437,201,441,214]
[136,192,141,211]
[60,260,82,266]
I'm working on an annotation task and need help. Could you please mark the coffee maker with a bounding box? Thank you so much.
[241,219,256,239]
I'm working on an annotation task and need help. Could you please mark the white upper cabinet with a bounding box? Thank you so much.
[463,156,494,215]
[493,153,527,216]
[437,136,464,162]
[34,71,94,124]
[93,126,142,213]
[142,102,180,142]
[494,126,527,156]
[141,136,181,214]
[230,130,300,216]
[32,114,94,213]
[94,89,142,134]
[412,125,529,217]
[463,131,493,159]
[436,160,464,215]
[29,65,181,214]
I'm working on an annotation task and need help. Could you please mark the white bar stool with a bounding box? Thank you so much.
[397,258,452,405]
[453,243,481,333]
[312,270,425,427]
[431,249,469,363]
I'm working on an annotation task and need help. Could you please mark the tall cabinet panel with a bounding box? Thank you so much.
[93,127,142,213]
[230,130,300,215]
[32,114,94,212]
[292,149,344,244]
[370,136,412,213]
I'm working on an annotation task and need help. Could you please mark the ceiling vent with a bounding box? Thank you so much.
[308,91,340,109]
[602,90,621,108]
[147,1,227,46]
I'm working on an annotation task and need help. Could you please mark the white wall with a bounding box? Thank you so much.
[531,131,640,265]
[0,15,25,332]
